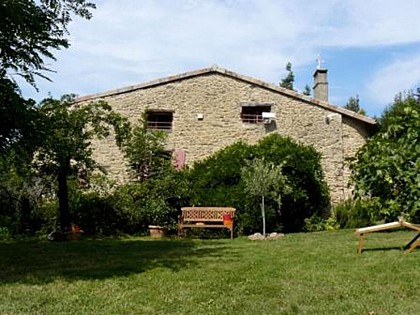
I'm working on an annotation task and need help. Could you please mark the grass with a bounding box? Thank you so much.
[0,230,419,315]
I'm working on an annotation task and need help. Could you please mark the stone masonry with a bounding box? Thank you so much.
[74,66,377,204]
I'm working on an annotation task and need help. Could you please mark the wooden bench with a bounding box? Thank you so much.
[355,220,420,254]
[178,207,236,239]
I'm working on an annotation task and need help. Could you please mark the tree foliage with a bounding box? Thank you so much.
[280,62,295,90]
[350,92,420,221]
[344,95,366,115]
[120,113,172,182]
[68,170,189,235]
[303,84,311,96]
[1,0,95,85]
[241,158,288,235]
[187,134,330,233]
[35,96,129,231]
[0,76,41,154]
[0,148,52,235]
[0,0,96,154]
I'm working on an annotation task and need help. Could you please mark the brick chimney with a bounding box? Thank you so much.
[313,68,328,102]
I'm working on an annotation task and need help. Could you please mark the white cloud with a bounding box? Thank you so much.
[366,54,420,109]
[22,0,420,116]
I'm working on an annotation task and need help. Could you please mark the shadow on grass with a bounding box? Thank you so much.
[362,246,404,252]
[0,238,230,284]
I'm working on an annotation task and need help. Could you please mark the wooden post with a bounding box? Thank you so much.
[357,234,364,255]
[407,239,420,253]
[405,234,420,253]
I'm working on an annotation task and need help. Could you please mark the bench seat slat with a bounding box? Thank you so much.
[183,218,230,222]
[180,224,230,228]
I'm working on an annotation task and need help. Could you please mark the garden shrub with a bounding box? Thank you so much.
[350,92,420,222]
[69,189,122,236]
[0,226,12,240]
[304,215,339,232]
[186,141,252,205]
[186,134,330,233]
[334,198,382,229]
[109,173,189,235]
[65,169,189,236]
[254,134,331,231]
[31,198,59,235]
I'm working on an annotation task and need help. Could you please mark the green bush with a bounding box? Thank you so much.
[67,170,190,236]
[69,191,121,236]
[334,198,382,229]
[254,134,331,231]
[31,199,59,235]
[0,227,11,240]
[304,215,339,232]
[186,134,330,233]
[350,93,420,221]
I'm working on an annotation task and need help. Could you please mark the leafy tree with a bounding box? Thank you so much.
[350,92,420,221]
[0,76,41,154]
[1,0,95,85]
[241,158,288,236]
[0,148,50,235]
[344,95,366,115]
[121,113,172,182]
[35,96,129,231]
[0,77,46,235]
[303,84,311,96]
[280,62,295,90]
[0,0,96,155]
[113,114,189,232]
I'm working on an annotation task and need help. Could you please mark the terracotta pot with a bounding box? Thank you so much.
[148,225,166,239]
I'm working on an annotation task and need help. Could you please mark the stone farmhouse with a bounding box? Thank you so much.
[74,65,377,203]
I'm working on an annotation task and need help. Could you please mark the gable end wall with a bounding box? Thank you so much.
[89,73,371,204]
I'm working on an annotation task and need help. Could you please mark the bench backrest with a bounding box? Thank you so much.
[181,207,236,222]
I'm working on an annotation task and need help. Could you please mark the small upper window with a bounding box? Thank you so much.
[241,105,271,124]
[146,111,173,131]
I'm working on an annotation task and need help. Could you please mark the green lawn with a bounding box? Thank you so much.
[0,230,419,315]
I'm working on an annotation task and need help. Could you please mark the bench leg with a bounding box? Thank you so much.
[357,234,364,255]
[405,234,420,253]
[406,240,420,253]
[404,233,420,252]
[178,225,183,237]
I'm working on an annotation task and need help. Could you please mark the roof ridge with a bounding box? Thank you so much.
[74,65,376,125]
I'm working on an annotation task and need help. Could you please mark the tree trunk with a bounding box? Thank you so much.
[261,195,266,237]
[18,196,31,234]
[58,157,71,232]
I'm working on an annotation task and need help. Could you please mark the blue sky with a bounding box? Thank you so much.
[20,0,420,116]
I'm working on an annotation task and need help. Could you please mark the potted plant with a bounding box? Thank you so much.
[148,224,167,238]
[147,198,177,239]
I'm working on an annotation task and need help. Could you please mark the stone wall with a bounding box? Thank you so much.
[87,72,373,204]
[342,116,372,199]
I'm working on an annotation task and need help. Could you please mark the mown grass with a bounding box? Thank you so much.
[0,230,419,315]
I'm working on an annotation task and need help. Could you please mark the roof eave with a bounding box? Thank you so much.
[74,65,377,126]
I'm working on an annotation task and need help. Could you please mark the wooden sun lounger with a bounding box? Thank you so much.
[354,220,420,254]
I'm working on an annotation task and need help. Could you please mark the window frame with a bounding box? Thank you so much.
[240,105,272,124]
[146,110,173,131]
